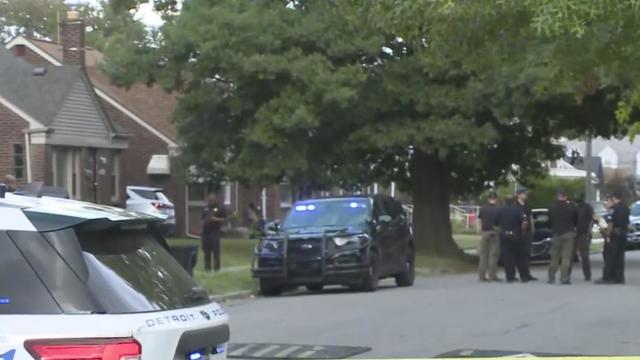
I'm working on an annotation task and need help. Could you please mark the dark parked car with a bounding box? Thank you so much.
[252,196,415,296]
[530,208,553,261]
[627,201,640,249]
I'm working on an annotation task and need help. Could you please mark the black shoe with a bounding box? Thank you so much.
[506,278,518,283]
[585,276,591,282]
[561,280,571,285]
[526,276,538,282]
[479,277,488,282]
[595,278,613,284]
[547,278,555,284]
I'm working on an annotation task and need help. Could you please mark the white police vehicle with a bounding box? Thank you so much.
[0,192,229,360]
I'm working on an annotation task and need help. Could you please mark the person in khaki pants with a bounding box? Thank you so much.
[548,190,578,284]
[478,191,501,281]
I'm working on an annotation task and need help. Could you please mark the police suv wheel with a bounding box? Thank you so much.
[259,279,283,297]
[395,247,415,287]
[360,250,380,292]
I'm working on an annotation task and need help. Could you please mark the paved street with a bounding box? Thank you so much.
[227,251,640,358]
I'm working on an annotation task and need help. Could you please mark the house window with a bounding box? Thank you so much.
[111,154,120,202]
[53,148,81,199]
[13,144,25,180]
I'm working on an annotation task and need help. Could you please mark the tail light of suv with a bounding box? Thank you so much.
[25,338,141,360]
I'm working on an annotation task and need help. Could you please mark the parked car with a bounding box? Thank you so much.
[0,193,229,360]
[252,195,415,296]
[627,201,640,249]
[126,186,176,235]
[530,208,553,261]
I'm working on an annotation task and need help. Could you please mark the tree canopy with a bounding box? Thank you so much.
[103,0,635,256]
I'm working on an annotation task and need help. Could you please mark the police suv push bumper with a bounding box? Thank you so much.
[252,232,370,285]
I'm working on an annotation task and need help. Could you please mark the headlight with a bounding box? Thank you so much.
[260,239,281,251]
[333,235,365,247]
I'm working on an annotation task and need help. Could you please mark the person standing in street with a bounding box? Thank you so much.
[573,193,594,281]
[547,190,578,285]
[478,191,501,282]
[597,191,630,284]
[495,197,528,283]
[202,193,228,272]
[515,187,538,282]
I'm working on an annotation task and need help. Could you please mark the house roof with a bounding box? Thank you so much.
[0,47,128,148]
[561,137,640,170]
[27,37,104,67]
[20,36,178,143]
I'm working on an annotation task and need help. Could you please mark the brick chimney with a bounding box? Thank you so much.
[61,10,85,66]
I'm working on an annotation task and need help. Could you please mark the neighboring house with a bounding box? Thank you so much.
[561,137,640,174]
[4,11,292,236]
[0,46,128,203]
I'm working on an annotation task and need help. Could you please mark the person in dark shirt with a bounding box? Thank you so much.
[477,191,501,282]
[201,193,229,272]
[573,193,594,281]
[495,197,528,283]
[547,190,578,284]
[597,191,630,284]
[515,187,537,282]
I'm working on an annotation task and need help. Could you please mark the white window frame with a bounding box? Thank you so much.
[223,183,232,206]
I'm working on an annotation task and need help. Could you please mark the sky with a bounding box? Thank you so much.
[73,0,165,27]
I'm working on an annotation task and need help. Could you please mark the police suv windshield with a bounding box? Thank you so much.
[282,199,371,230]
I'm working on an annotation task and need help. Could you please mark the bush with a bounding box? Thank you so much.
[525,176,584,209]
[476,176,584,209]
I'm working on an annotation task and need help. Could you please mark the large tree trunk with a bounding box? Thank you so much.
[411,150,466,258]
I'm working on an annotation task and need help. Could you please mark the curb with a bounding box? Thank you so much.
[211,290,254,303]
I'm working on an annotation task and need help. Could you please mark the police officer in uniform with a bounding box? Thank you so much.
[597,192,629,284]
[201,193,228,272]
[495,197,528,283]
[515,187,538,282]
[478,191,501,282]
[573,193,594,281]
[547,189,578,285]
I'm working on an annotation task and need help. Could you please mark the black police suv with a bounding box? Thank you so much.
[252,196,415,296]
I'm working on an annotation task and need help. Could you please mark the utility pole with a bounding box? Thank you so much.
[585,135,594,201]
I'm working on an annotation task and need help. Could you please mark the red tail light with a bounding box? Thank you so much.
[25,338,141,360]
[151,202,167,209]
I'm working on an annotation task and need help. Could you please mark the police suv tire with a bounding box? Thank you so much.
[306,283,324,292]
[259,279,283,297]
[360,250,380,292]
[395,246,415,287]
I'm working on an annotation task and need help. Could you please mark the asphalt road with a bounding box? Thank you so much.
[226,251,640,358]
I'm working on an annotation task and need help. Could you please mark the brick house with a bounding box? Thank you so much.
[0,46,127,203]
[4,13,293,236]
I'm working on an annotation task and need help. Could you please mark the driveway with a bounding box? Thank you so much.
[226,251,640,358]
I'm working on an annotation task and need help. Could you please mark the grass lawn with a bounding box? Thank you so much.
[167,237,258,295]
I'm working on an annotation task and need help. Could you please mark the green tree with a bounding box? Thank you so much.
[104,0,627,257]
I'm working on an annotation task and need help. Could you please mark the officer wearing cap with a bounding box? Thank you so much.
[515,187,538,282]
[597,191,629,284]
[547,189,578,284]
[477,190,501,282]
[573,192,594,281]
[494,197,527,283]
